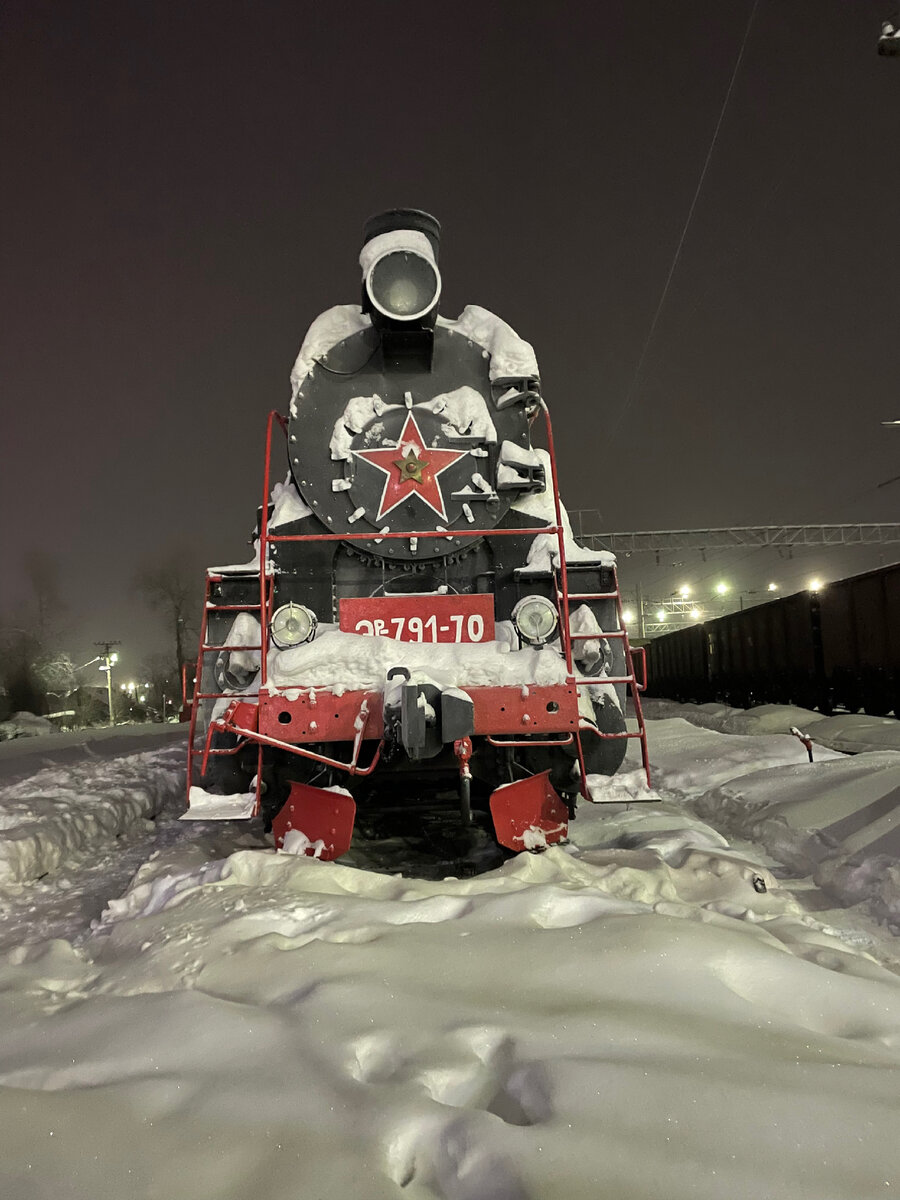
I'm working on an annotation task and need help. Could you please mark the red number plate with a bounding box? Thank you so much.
[339,595,495,643]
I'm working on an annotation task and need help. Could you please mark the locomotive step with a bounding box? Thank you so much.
[564,592,620,601]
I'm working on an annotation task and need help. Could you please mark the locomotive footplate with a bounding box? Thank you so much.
[257,683,580,743]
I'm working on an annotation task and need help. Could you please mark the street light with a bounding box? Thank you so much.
[767,582,778,592]
[809,578,823,592]
[715,582,729,596]
[95,642,121,725]
[678,585,691,598]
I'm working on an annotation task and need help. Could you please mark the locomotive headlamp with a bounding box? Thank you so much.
[512,595,559,647]
[270,602,317,649]
[365,250,441,321]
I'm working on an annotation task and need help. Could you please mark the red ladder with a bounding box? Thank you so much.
[185,570,273,809]
[558,562,651,792]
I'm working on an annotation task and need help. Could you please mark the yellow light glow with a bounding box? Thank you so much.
[767,582,778,592]
[690,608,701,621]
[809,578,823,592]
[656,609,666,621]
[715,582,729,595]
[622,609,635,624]
[678,585,691,598]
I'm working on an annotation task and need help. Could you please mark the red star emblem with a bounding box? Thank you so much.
[353,412,468,523]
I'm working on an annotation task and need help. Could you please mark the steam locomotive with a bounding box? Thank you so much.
[185,210,649,859]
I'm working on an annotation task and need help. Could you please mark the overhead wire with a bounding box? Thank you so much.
[606,2,897,607]
[608,0,761,442]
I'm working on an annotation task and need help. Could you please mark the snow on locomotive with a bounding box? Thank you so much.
[185,209,649,859]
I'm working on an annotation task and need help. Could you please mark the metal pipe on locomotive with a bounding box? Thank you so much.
[185,210,649,859]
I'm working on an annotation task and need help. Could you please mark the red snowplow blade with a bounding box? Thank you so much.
[272,782,357,860]
[489,771,569,852]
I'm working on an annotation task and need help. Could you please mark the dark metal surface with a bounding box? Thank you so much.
[289,325,532,559]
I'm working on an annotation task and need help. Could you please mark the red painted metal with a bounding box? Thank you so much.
[180,661,196,722]
[200,644,261,652]
[791,727,815,763]
[188,405,653,820]
[181,662,196,708]
[259,689,383,742]
[487,733,574,748]
[630,646,647,691]
[471,684,578,734]
[258,411,279,690]
[200,699,259,776]
[339,594,495,642]
[271,782,357,859]
[215,697,384,777]
[539,402,575,679]
[489,771,569,852]
[194,691,261,701]
[186,570,271,812]
[206,603,266,611]
[185,577,215,803]
[453,736,473,775]
[258,683,577,742]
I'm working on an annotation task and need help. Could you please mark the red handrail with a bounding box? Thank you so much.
[243,404,650,797]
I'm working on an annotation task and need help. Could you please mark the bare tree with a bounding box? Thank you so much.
[0,627,45,715]
[135,552,198,682]
[140,651,180,718]
[35,650,77,699]
[22,551,66,644]
[0,553,71,717]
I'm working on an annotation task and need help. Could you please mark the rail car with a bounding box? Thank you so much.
[185,209,649,859]
[645,560,900,717]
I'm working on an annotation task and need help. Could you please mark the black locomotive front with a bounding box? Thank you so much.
[186,210,649,859]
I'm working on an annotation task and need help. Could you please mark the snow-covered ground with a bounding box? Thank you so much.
[0,710,898,1199]
[642,697,900,756]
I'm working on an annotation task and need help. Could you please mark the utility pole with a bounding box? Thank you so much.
[95,641,121,726]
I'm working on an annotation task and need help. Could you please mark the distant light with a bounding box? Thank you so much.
[622,608,635,624]
[120,684,127,691]
[809,578,823,592]
[715,582,729,596]
[767,582,778,592]
[690,608,701,621]
[139,694,146,702]
[656,609,666,621]
[678,585,691,598]
[110,652,119,664]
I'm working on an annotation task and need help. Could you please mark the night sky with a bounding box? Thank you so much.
[2,0,898,679]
